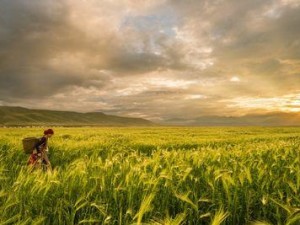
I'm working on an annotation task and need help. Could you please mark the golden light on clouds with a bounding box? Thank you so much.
[226,93,300,114]
[230,76,241,82]
[0,0,299,123]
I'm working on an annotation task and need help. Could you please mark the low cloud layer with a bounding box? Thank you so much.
[0,0,299,122]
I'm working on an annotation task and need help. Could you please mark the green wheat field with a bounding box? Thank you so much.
[1,127,300,225]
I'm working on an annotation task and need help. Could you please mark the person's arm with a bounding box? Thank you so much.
[42,151,50,164]
[42,150,52,171]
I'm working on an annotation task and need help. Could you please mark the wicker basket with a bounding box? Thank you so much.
[22,137,39,154]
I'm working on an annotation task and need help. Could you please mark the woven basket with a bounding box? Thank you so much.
[22,137,39,154]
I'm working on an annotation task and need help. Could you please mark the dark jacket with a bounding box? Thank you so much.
[35,137,48,153]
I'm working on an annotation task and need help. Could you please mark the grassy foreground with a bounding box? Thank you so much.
[1,127,300,225]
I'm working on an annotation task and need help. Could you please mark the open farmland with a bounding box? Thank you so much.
[1,127,300,225]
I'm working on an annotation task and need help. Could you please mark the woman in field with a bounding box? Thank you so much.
[27,129,54,171]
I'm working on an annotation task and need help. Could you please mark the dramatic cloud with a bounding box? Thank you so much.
[0,0,299,122]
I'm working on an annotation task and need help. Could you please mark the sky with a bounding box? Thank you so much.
[0,0,300,122]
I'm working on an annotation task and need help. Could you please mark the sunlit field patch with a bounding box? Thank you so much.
[1,127,300,225]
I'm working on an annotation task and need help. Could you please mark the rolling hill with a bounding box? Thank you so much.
[1,106,300,126]
[0,106,155,126]
[164,112,300,126]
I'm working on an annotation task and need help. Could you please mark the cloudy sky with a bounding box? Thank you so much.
[0,0,299,122]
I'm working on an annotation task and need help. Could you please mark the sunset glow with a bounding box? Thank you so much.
[0,0,299,122]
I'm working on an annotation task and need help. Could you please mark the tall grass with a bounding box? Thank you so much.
[0,127,300,224]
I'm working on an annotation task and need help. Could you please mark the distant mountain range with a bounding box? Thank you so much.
[0,106,155,126]
[164,112,300,126]
[1,106,300,126]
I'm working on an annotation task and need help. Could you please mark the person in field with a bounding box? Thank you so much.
[27,129,54,171]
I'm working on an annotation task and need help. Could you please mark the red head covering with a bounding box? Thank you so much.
[44,129,54,135]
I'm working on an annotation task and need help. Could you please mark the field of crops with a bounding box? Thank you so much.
[1,127,300,225]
